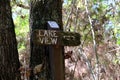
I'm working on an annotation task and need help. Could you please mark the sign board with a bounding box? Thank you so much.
[32,30,81,46]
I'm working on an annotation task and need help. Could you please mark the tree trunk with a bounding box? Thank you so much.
[0,0,20,80]
[30,0,63,80]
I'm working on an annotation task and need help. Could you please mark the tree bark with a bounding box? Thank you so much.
[30,0,63,80]
[0,0,20,80]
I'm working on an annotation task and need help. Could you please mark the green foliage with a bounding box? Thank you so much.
[63,1,120,79]
[13,12,29,53]
[115,31,120,45]
[11,0,29,53]
[14,14,29,52]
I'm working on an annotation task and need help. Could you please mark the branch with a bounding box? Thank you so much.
[64,0,77,31]
[16,3,30,9]
[84,0,99,80]
[108,47,120,53]
[78,48,95,80]
[12,0,30,9]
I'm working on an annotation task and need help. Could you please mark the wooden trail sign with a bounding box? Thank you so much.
[32,30,81,46]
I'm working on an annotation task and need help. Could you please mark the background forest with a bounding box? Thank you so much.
[11,0,120,80]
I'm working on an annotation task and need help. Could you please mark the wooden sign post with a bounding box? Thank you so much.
[32,21,81,80]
